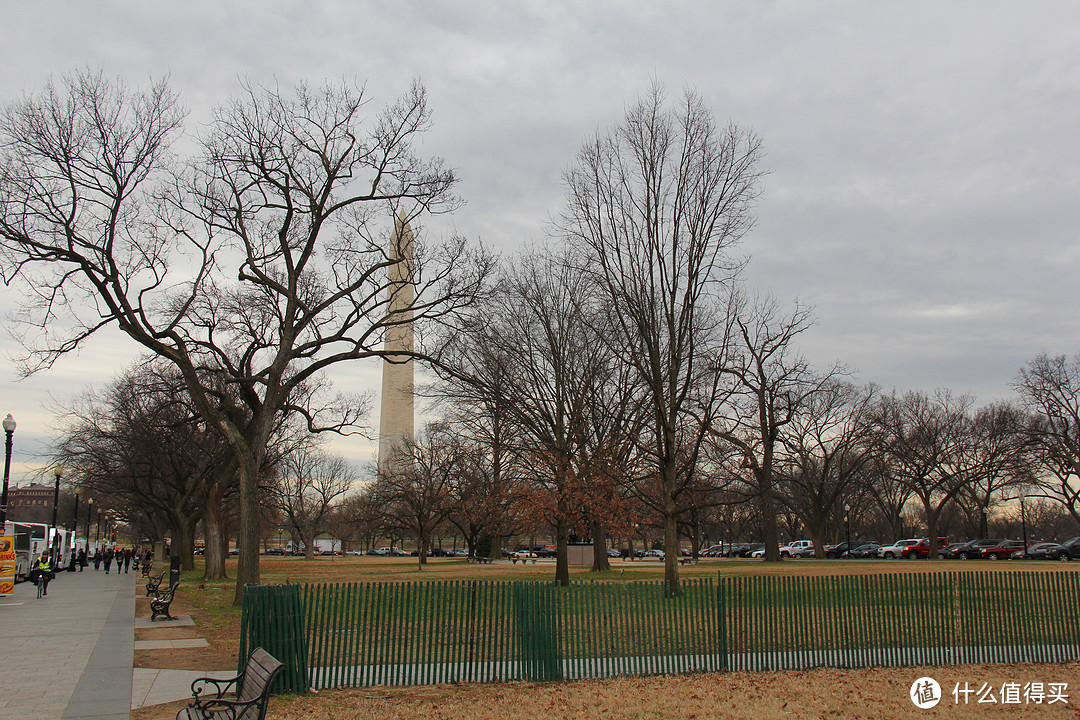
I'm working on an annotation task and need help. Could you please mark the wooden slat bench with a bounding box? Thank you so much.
[177,647,285,720]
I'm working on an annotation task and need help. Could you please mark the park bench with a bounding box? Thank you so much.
[140,560,153,578]
[146,571,166,597]
[678,557,698,566]
[150,583,179,622]
[177,647,285,720]
[510,557,537,565]
[467,556,493,564]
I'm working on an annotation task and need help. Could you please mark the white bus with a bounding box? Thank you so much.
[2,522,75,578]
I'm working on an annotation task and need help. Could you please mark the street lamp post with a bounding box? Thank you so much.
[51,468,62,539]
[1019,492,1029,558]
[844,503,851,557]
[95,509,102,543]
[85,498,93,546]
[72,492,80,532]
[1,414,15,525]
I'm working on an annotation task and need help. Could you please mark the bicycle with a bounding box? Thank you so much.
[36,572,46,598]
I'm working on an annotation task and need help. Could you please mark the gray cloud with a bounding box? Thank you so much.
[2,1,1078,466]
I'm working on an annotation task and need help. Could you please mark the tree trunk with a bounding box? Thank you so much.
[590,519,610,572]
[925,502,941,559]
[760,484,782,562]
[233,456,262,605]
[171,517,192,571]
[807,512,827,558]
[182,518,198,571]
[661,454,682,596]
[203,482,227,580]
[663,500,680,597]
[554,514,570,587]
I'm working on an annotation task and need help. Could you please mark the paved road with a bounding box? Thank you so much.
[0,565,134,720]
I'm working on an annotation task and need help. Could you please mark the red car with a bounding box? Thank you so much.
[902,537,949,558]
[979,540,1028,559]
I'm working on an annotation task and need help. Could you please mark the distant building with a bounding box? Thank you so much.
[6,482,54,523]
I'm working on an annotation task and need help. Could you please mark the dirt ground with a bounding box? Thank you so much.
[132,558,1080,720]
[132,662,1080,720]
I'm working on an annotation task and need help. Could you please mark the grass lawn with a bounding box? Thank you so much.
[131,557,1080,720]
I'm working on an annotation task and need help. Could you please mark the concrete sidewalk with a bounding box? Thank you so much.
[0,565,134,720]
[129,613,234,710]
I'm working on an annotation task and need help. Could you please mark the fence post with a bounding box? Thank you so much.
[715,574,729,671]
[239,583,310,694]
[513,582,562,681]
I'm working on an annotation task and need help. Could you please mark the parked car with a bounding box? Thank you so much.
[979,540,1028,559]
[877,539,920,559]
[1012,542,1066,560]
[644,549,665,558]
[737,543,765,558]
[1059,537,1080,560]
[779,540,815,558]
[948,538,1004,559]
[370,546,409,556]
[825,542,851,559]
[942,542,968,559]
[902,537,949,559]
[844,543,881,558]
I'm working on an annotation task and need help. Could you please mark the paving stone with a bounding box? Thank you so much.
[135,638,209,650]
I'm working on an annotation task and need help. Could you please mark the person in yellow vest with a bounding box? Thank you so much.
[32,553,54,595]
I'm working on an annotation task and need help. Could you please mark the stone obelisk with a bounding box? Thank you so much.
[377,213,415,477]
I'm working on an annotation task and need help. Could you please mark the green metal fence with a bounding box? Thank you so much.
[240,571,1080,694]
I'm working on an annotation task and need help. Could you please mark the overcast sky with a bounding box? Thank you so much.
[2,1,1078,481]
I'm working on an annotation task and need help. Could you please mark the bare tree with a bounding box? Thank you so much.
[431,322,524,560]
[861,454,912,541]
[469,248,624,585]
[54,363,233,571]
[1014,353,1080,527]
[872,390,974,558]
[776,381,876,557]
[560,83,763,594]
[957,402,1034,536]
[0,70,488,602]
[335,490,385,553]
[272,449,353,560]
[375,423,459,567]
[709,293,827,561]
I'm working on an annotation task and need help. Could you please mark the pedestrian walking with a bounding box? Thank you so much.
[103,547,113,574]
[77,548,87,571]
[123,548,132,574]
[92,548,101,570]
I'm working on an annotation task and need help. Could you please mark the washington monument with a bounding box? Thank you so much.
[377,213,415,477]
